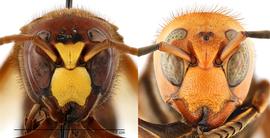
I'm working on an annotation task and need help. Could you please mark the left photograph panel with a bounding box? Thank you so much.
[0,0,138,137]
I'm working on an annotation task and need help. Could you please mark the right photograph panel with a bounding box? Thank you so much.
[138,4,270,138]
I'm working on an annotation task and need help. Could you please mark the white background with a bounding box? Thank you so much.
[0,0,270,138]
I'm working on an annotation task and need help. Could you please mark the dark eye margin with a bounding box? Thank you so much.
[87,28,107,42]
[165,28,188,43]
[37,30,51,42]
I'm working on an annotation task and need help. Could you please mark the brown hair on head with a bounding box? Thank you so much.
[20,8,123,42]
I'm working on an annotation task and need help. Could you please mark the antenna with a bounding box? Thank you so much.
[66,0,73,8]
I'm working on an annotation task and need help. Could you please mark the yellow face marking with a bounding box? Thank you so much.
[55,42,85,70]
[51,67,91,107]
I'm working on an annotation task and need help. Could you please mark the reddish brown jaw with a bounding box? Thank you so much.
[172,99,237,130]
[41,91,99,123]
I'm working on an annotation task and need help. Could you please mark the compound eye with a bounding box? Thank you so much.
[37,30,51,42]
[88,28,107,42]
[165,28,187,43]
[86,49,116,93]
[225,29,237,41]
[160,52,185,86]
[227,42,249,87]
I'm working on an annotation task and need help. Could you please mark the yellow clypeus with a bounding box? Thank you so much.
[51,67,91,107]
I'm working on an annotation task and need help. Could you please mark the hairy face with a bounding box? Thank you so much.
[154,12,254,129]
[20,9,121,122]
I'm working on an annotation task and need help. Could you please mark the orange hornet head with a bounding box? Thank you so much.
[153,11,254,130]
